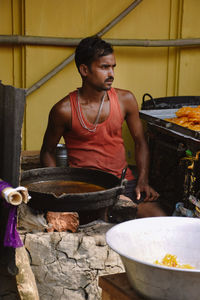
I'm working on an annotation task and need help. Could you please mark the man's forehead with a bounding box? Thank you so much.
[94,53,116,65]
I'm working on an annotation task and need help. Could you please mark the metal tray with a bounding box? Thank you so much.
[142,94,200,110]
[140,108,200,142]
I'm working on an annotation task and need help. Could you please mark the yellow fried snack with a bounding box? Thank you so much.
[165,106,200,131]
[173,117,188,125]
[188,124,200,131]
[154,254,195,269]
[175,106,195,117]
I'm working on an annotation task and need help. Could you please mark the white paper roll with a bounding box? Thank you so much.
[15,186,31,203]
[1,187,23,205]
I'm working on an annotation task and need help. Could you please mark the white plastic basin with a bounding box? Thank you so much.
[106,217,200,300]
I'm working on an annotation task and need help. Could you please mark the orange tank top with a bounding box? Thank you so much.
[63,88,134,180]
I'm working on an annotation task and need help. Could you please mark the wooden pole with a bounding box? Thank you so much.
[0,35,200,47]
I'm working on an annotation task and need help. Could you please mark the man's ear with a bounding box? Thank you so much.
[79,64,89,77]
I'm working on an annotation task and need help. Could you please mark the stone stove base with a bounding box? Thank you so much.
[19,221,124,300]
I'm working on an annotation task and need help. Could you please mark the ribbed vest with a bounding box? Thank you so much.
[63,88,134,180]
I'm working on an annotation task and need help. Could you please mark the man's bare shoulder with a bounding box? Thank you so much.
[114,87,139,112]
[114,87,137,101]
[47,94,72,130]
[50,94,71,119]
[52,94,71,112]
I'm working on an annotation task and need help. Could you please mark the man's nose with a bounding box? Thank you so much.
[108,67,114,77]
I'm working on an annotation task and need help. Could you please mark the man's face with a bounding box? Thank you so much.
[85,53,116,91]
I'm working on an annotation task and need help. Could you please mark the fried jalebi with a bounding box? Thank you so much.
[188,124,200,131]
[154,254,195,269]
[188,111,200,123]
[165,106,200,131]
[175,106,195,117]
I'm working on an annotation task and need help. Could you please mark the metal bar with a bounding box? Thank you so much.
[26,0,143,96]
[97,0,143,37]
[1,35,200,47]
[26,53,75,96]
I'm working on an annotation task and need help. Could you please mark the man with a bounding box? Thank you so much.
[40,36,166,218]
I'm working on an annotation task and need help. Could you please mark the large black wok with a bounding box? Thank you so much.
[21,167,126,212]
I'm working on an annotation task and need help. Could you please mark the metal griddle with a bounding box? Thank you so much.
[140,108,200,150]
[139,103,200,213]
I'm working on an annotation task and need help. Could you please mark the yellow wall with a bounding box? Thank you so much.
[0,0,200,164]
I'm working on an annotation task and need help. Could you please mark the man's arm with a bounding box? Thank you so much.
[118,89,159,202]
[40,97,71,167]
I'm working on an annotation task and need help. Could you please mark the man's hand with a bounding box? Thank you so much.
[135,182,159,202]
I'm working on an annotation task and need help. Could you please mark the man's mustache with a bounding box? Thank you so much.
[105,76,114,82]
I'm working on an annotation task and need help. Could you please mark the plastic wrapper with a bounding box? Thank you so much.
[18,203,49,232]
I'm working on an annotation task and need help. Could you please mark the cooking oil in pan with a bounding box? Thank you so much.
[25,180,105,196]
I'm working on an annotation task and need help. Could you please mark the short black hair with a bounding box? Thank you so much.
[75,36,113,72]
